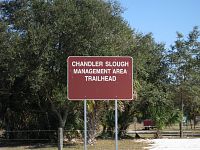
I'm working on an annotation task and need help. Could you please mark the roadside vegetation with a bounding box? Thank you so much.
[0,0,200,147]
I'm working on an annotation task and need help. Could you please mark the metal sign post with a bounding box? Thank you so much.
[115,100,118,150]
[84,99,87,150]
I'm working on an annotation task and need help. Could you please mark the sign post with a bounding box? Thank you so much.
[84,99,87,150]
[67,56,133,150]
[115,100,118,150]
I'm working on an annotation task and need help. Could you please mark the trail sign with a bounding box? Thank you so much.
[67,56,133,100]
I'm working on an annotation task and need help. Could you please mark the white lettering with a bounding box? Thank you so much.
[85,76,116,82]
[113,69,127,74]
[105,61,129,67]
[71,61,103,67]
[73,69,111,74]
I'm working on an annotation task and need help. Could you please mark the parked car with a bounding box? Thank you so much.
[143,119,156,130]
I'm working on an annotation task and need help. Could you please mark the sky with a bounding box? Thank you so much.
[118,0,200,48]
[1,0,199,48]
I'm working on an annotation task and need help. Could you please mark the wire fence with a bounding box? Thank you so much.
[0,129,148,150]
[0,129,200,150]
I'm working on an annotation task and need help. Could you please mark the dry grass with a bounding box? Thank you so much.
[0,139,149,150]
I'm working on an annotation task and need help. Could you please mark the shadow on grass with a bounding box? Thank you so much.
[0,141,82,149]
[28,143,82,149]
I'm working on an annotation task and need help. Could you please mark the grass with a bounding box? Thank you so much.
[0,139,149,150]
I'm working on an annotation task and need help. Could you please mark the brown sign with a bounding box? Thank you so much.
[67,56,133,100]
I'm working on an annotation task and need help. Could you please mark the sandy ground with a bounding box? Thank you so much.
[148,138,200,150]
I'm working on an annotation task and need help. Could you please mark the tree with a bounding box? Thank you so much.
[100,32,175,138]
[131,33,180,137]
[0,0,135,144]
[168,26,200,131]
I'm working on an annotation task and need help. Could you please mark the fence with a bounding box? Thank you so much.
[0,130,148,150]
[0,129,57,149]
[127,130,200,138]
[0,129,200,150]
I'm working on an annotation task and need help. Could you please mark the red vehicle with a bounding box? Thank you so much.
[143,119,156,130]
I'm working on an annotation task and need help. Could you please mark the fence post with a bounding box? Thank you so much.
[58,127,63,150]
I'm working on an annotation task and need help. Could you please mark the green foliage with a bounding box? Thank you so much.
[131,33,177,130]
[0,0,135,140]
[168,26,200,126]
[1,0,199,142]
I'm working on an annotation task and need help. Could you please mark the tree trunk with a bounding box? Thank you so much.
[179,88,183,138]
[155,129,162,138]
[49,99,68,150]
[190,119,193,129]
[193,114,196,130]
[118,124,128,138]
[179,122,183,138]
[87,110,97,145]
